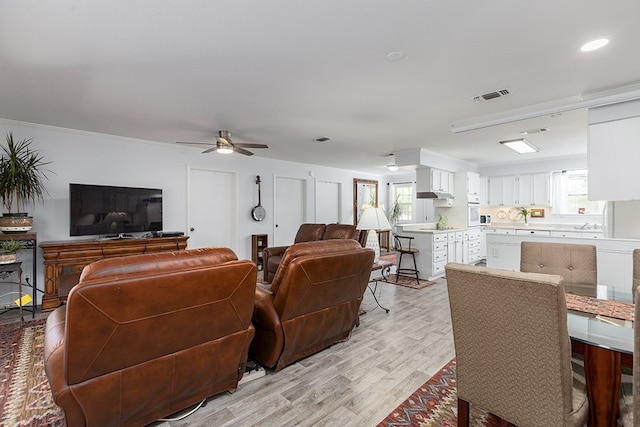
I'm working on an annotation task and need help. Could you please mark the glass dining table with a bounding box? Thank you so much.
[566,285,634,427]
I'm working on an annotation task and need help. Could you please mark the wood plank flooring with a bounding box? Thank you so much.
[151,278,455,427]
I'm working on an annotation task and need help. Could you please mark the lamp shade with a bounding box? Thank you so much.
[357,207,392,230]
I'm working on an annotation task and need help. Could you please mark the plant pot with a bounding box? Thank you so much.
[0,253,17,264]
[0,214,33,234]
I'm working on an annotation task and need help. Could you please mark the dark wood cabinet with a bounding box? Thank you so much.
[251,234,268,272]
[40,236,189,311]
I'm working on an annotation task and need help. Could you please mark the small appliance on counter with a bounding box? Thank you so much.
[480,214,491,225]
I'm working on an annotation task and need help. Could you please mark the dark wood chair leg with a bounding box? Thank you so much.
[458,398,470,427]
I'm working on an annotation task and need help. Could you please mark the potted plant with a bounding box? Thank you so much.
[0,239,25,263]
[389,195,403,226]
[0,132,51,233]
[519,207,531,225]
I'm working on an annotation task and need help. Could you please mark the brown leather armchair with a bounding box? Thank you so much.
[262,223,362,283]
[250,239,375,371]
[44,248,257,427]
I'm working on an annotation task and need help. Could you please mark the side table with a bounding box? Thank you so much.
[0,261,25,324]
[368,260,393,313]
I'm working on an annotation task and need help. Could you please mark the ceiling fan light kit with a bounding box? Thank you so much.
[176,130,268,156]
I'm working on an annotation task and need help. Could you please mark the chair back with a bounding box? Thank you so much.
[634,287,640,424]
[393,234,415,252]
[520,241,597,296]
[293,223,326,243]
[322,223,359,240]
[633,249,640,302]
[446,263,582,426]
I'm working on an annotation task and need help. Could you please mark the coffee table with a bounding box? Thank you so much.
[566,285,633,427]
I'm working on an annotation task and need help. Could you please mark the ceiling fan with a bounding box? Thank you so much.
[177,130,268,156]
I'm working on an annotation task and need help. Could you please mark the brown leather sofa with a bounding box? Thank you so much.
[250,239,375,371]
[262,223,363,283]
[44,247,257,427]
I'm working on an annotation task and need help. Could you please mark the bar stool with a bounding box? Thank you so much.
[393,235,419,285]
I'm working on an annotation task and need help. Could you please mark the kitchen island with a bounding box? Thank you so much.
[399,224,482,280]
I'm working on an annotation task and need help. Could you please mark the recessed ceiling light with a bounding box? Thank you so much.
[386,51,405,62]
[313,136,331,143]
[520,127,549,135]
[387,165,399,171]
[499,138,539,154]
[580,38,609,52]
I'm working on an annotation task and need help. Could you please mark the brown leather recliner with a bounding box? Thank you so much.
[44,248,257,427]
[250,239,375,371]
[262,223,362,283]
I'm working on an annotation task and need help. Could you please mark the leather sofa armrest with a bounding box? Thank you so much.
[253,286,280,329]
[264,246,288,258]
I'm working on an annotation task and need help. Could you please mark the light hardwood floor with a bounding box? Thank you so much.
[151,278,455,427]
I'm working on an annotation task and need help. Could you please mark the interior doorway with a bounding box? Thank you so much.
[274,176,306,246]
[188,167,237,251]
[316,180,341,224]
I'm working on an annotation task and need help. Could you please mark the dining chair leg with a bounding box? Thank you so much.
[458,398,470,427]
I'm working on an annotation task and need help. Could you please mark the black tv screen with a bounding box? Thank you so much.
[69,183,163,237]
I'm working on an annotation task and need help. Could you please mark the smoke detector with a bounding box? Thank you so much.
[472,89,511,103]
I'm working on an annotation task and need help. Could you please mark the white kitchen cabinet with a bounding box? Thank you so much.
[416,167,455,195]
[479,176,489,206]
[487,176,517,206]
[517,173,552,206]
[486,173,551,207]
[447,231,463,263]
[467,172,480,196]
[588,115,640,201]
[463,228,482,264]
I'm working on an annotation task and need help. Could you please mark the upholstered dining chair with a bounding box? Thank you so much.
[520,241,597,297]
[634,286,640,426]
[632,249,640,303]
[445,263,588,427]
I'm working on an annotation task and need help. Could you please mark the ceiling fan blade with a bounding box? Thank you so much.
[176,141,214,146]
[234,143,269,149]
[202,146,218,154]
[233,146,254,156]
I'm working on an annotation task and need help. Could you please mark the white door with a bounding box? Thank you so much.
[316,180,340,224]
[188,167,237,251]
[274,176,306,246]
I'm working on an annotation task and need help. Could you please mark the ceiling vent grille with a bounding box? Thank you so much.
[473,89,511,103]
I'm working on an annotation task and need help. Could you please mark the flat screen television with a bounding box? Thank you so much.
[69,183,163,237]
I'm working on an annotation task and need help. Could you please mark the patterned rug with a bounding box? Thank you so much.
[0,318,65,427]
[377,359,498,427]
[378,252,439,290]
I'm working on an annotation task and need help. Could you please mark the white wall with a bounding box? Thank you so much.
[0,119,383,306]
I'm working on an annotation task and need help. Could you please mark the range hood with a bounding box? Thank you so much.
[416,190,454,199]
[415,168,455,199]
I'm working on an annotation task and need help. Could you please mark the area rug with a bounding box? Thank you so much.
[377,359,498,427]
[0,318,65,427]
[387,276,439,290]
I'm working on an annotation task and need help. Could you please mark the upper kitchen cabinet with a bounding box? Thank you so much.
[485,173,551,207]
[487,176,516,206]
[588,100,640,201]
[416,167,455,197]
[466,172,480,202]
[519,173,552,206]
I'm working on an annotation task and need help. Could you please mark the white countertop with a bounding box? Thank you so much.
[484,223,603,233]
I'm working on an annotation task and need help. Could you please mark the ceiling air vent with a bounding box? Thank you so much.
[473,89,511,103]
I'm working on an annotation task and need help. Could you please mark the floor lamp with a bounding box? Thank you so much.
[357,206,392,263]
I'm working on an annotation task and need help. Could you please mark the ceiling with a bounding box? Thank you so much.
[1,1,639,175]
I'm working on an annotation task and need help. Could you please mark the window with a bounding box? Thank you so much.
[552,170,605,215]
[391,183,413,222]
